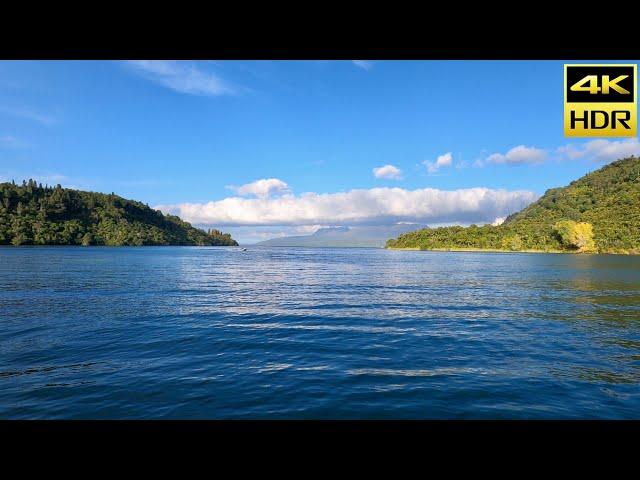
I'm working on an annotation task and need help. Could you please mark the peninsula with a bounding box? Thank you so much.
[0,181,238,246]
[386,156,640,254]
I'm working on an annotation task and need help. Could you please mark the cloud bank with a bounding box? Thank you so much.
[125,61,235,96]
[156,185,537,227]
[373,164,402,179]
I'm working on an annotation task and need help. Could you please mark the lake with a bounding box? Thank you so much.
[1,246,639,419]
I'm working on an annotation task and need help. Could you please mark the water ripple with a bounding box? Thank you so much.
[1,246,639,419]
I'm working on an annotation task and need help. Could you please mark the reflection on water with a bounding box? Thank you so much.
[0,246,639,419]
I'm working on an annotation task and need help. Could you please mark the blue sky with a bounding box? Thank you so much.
[1,60,638,243]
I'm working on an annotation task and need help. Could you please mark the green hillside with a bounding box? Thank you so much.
[386,156,640,254]
[0,180,238,246]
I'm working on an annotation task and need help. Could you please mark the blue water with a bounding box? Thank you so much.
[1,246,639,419]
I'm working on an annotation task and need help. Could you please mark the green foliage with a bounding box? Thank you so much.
[386,156,640,254]
[553,220,595,252]
[501,234,523,251]
[0,180,238,247]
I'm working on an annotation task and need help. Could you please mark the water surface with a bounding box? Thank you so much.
[1,247,639,418]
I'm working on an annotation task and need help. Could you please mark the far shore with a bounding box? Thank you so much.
[385,246,637,255]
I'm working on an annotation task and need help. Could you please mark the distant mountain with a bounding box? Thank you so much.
[0,180,238,246]
[256,224,429,248]
[387,156,640,254]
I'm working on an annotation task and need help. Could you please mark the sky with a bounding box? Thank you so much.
[1,60,638,243]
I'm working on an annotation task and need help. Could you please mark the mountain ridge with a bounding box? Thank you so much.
[386,156,640,254]
[0,180,238,246]
[256,224,430,248]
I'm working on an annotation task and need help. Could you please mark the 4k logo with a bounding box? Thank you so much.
[564,64,637,137]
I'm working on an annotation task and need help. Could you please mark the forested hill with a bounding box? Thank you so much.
[386,156,640,254]
[0,180,238,246]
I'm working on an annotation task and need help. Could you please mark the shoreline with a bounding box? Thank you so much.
[385,246,636,255]
[0,244,238,248]
[386,247,564,254]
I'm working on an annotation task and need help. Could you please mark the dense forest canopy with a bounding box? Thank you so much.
[0,180,238,246]
[386,156,640,254]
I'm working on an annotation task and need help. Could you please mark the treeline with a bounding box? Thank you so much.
[0,180,238,246]
[386,221,597,252]
[386,156,640,254]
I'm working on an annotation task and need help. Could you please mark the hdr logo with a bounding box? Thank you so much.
[564,64,637,137]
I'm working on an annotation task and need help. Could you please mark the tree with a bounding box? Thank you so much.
[81,232,94,246]
[386,157,640,254]
[0,180,238,246]
[553,220,596,252]
[501,234,522,251]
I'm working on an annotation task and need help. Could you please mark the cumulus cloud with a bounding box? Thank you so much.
[557,138,640,163]
[492,217,506,226]
[478,145,548,166]
[156,186,538,227]
[226,178,291,199]
[352,60,373,70]
[423,152,453,173]
[373,164,402,180]
[125,60,235,96]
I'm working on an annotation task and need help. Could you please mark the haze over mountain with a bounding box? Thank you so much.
[256,224,429,248]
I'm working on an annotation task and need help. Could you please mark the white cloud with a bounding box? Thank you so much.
[373,164,402,180]
[474,140,638,168]
[292,225,324,234]
[227,178,291,199]
[423,152,453,173]
[156,186,537,227]
[557,138,640,163]
[125,60,235,96]
[479,145,548,166]
[352,60,373,70]
[492,217,506,226]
